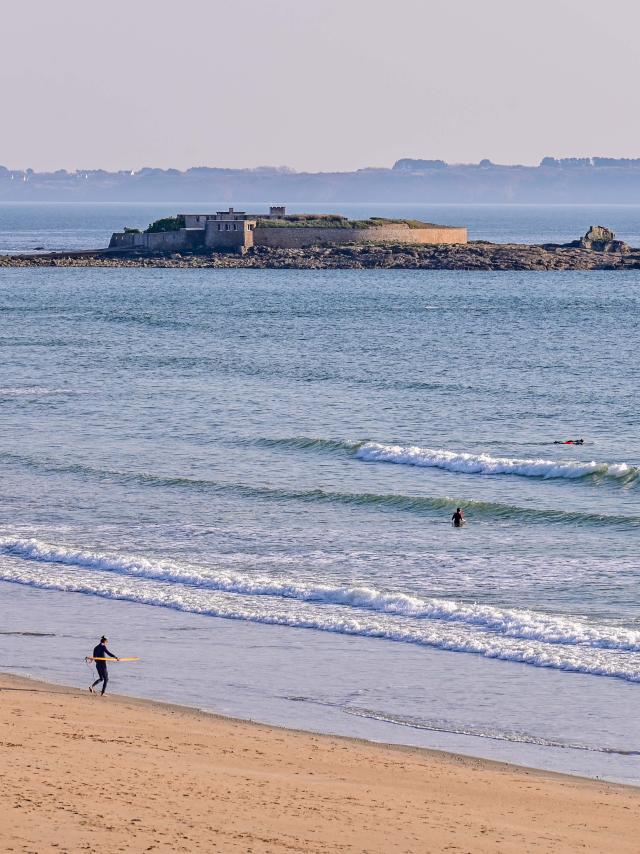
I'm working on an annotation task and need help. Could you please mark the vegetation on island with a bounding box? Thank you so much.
[145,215,185,233]
[257,215,433,229]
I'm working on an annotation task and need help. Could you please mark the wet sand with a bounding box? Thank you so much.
[1,671,638,853]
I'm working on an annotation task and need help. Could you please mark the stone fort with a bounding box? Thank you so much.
[109,206,467,253]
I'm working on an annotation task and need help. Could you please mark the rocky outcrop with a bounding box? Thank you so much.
[572,225,630,253]
[583,225,616,244]
[2,229,639,271]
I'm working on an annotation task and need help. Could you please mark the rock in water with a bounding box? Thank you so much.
[584,225,616,242]
[579,225,628,252]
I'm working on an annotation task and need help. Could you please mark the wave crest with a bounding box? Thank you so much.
[356,442,637,481]
[2,535,640,654]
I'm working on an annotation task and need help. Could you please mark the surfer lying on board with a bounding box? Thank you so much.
[89,636,119,696]
[553,439,585,445]
[452,507,464,528]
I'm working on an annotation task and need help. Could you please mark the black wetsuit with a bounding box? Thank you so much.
[452,511,464,528]
[92,643,117,694]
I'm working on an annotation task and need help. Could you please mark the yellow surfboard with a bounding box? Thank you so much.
[86,656,140,662]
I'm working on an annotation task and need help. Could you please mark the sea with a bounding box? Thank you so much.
[0,203,639,784]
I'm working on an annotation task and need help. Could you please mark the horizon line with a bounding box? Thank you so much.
[4,156,640,176]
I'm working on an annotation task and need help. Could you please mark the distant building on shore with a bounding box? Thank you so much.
[109,206,467,254]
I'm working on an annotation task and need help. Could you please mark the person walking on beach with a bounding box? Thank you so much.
[89,636,119,696]
[451,507,464,528]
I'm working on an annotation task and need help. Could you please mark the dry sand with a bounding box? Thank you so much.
[1,672,638,853]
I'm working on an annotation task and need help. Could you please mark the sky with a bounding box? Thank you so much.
[3,0,640,172]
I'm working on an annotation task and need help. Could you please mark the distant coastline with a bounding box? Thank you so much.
[5,157,640,203]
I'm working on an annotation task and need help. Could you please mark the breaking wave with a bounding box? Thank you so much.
[1,536,638,650]
[2,451,636,527]
[2,536,640,683]
[355,442,638,481]
[250,435,638,483]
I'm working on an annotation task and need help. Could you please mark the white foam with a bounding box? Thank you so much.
[2,536,640,654]
[1,555,639,683]
[356,442,636,480]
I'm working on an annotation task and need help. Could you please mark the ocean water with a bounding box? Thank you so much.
[1,206,639,784]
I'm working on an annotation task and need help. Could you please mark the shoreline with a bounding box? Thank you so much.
[2,240,640,270]
[4,670,637,789]
[4,580,639,790]
[2,671,640,853]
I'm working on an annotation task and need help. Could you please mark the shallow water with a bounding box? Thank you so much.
[1,207,639,783]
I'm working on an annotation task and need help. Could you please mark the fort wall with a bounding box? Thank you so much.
[109,230,202,252]
[252,224,467,248]
[109,220,467,253]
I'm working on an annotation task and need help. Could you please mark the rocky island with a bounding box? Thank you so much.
[1,223,639,271]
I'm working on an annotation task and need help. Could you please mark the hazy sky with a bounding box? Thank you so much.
[3,0,640,171]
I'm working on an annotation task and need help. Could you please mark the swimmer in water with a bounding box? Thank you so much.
[554,439,584,445]
[452,507,464,527]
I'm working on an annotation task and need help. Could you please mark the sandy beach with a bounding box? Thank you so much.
[0,672,638,853]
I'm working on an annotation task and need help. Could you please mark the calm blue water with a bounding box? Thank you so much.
[1,206,639,783]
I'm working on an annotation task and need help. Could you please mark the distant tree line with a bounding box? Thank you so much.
[4,160,640,203]
[539,157,640,168]
[394,157,640,170]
